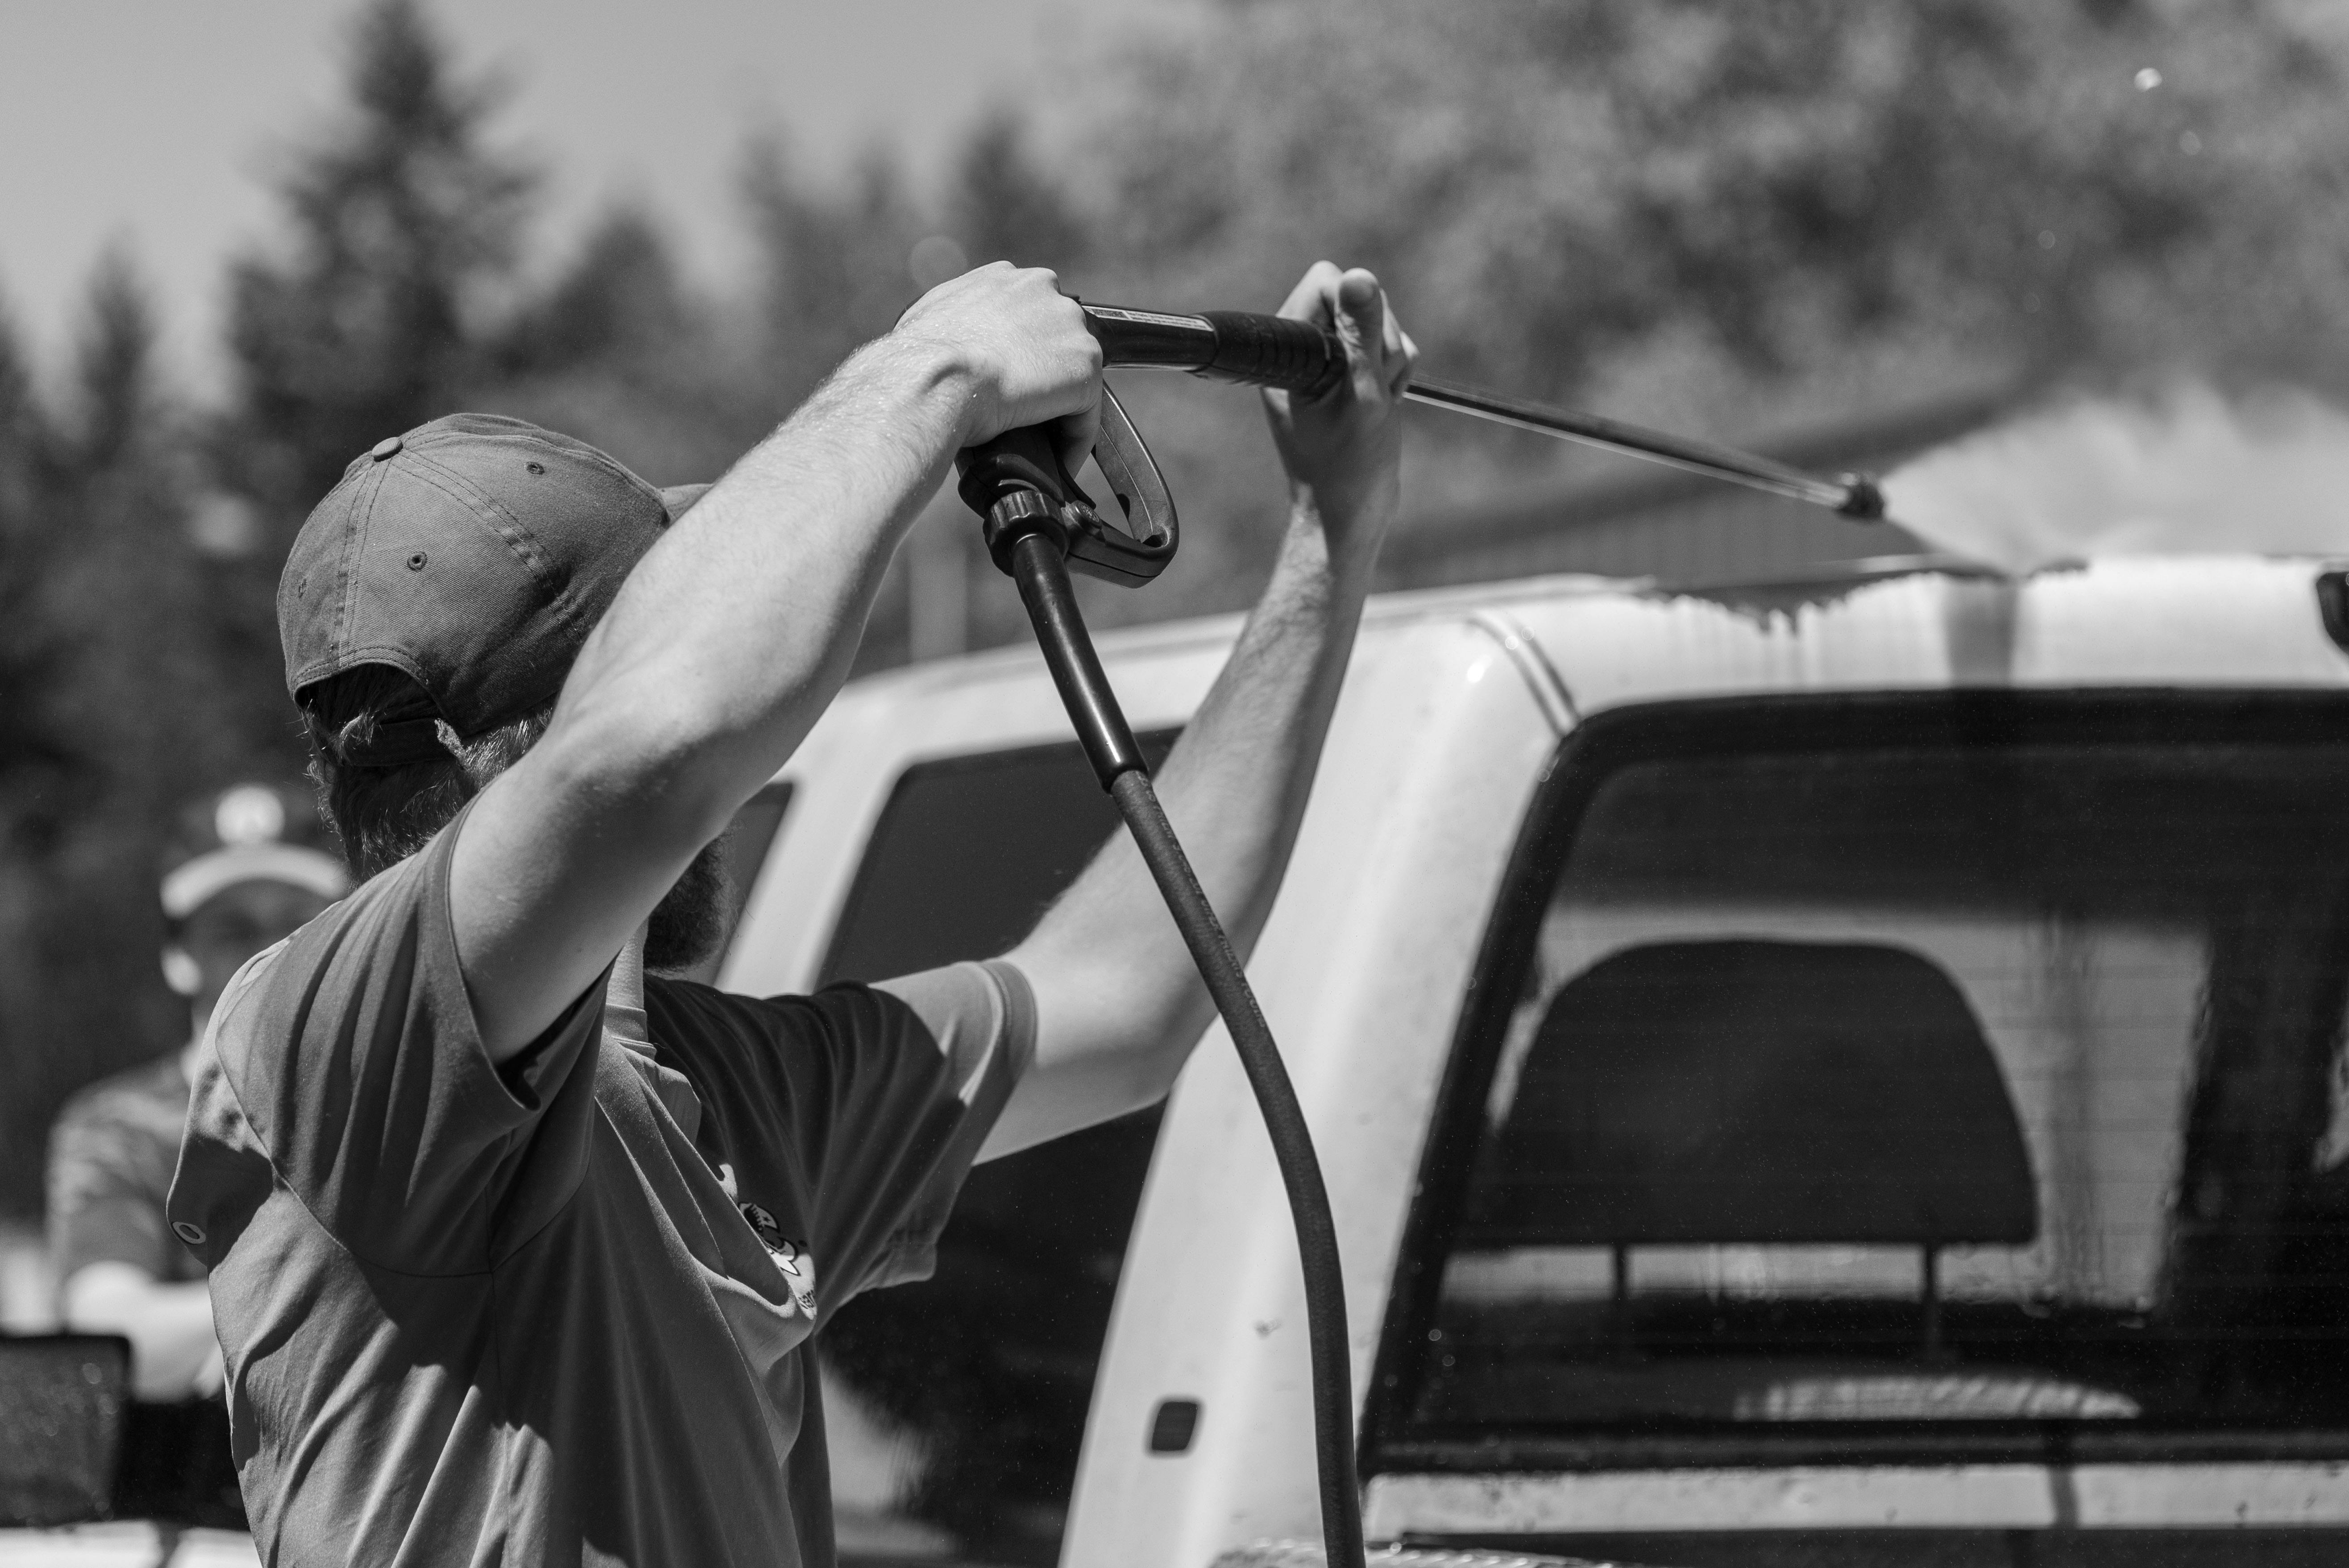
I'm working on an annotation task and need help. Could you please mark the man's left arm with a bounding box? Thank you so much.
[986,262,1415,1159]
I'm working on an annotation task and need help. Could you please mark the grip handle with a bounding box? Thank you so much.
[1194,311,1347,400]
[1082,303,1346,400]
[954,424,1069,518]
[955,385,1178,588]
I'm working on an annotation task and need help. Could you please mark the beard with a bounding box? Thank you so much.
[645,834,733,975]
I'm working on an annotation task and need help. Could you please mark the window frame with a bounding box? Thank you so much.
[1361,687,2349,1477]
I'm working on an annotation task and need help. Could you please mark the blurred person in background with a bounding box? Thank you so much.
[46,782,348,1525]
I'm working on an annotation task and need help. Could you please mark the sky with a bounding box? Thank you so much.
[0,0,1178,395]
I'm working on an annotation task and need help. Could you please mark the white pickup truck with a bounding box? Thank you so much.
[720,552,2349,1568]
[11,552,2349,1568]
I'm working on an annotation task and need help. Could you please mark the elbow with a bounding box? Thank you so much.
[1100,978,1218,1114]
[1013,911,1233,1122]
[1112,1039,1189,1119]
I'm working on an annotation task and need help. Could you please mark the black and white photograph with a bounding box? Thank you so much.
[6,3,2349,1566]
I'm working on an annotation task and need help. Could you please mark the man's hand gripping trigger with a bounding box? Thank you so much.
[893,260,1103,477]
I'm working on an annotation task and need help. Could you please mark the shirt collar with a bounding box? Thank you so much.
[604,997,655,1056]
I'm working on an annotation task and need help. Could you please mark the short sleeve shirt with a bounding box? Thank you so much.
[165,816,1033,1568]
[49,1053,204,1288]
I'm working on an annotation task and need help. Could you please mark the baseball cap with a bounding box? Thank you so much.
[162,783,350,922]
[278,413,704,763]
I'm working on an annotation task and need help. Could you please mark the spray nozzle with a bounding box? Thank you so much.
[1837,472,1888,521]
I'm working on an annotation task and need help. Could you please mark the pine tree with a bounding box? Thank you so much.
[482,203,757,487]
[507,205,691,377]
[0,289,59,834]
[743,139,925,416]
[948,111,1090,274]
[0,288,72,1219]
[216,0,533,542]
[204,0,534,760]
[0,256,245,1215]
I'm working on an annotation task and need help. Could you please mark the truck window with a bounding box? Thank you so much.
[1371,693,2349,1468]
[817,732,1175,1565]
[820,734,1174,985]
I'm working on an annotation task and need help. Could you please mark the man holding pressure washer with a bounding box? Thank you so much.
[164,259,1411,1565]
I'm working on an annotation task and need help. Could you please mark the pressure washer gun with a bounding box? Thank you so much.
[959,303,1886,589]
[954,300,1888,1568]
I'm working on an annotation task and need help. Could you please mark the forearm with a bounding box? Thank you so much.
[995,501,1384,1143]
[548,334,977,842]
[1137,508,1378,959]
[62,1264,220,1401]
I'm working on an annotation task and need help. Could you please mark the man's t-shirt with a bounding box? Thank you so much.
[50,1052,204,1288]
[164,818,1033,1567]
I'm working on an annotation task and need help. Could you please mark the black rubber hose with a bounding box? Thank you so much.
[1006,532,1366,1568]
[1108,768,1365,1568]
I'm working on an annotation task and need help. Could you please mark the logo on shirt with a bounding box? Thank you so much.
[719,1163,818,1319]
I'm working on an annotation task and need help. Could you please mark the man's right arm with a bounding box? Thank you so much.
[450,265,1101,1060]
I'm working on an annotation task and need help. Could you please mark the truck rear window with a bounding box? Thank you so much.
[1377,693,2349,1458]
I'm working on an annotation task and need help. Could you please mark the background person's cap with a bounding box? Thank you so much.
[162,782,350,921]
[278,413,693,758]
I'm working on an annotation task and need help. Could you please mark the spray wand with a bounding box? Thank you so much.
[955,302,1884,1568]
[1080,303,1889,520]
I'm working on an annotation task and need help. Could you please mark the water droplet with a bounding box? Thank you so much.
[2135,66,2162,91]
[2179,130,2202,156]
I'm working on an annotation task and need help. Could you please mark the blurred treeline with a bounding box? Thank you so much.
[6,0,2349,1216]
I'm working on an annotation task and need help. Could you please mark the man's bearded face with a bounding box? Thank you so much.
[645,835,731,973]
